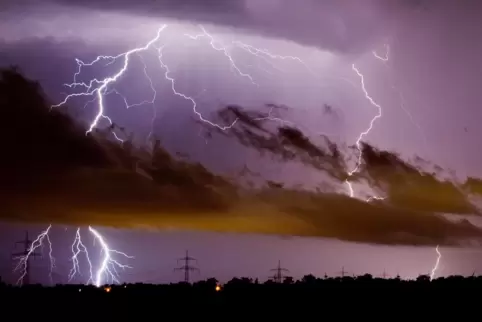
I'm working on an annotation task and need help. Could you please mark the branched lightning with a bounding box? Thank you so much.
[430,245,441,281]
[155,45,238,131]
[13,224,55,285]
[69,227,93,284]
[88,226,134,287]
[13,225,132,287]
[68,226,133,287]
[52,24,168,136]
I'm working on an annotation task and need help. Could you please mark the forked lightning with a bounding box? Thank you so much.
[15,226,133,287]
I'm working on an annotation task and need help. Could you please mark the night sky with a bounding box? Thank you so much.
[1,0,482,286]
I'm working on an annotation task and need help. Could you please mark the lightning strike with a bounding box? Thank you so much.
[14,225,55,285]
[88,226,134,287]
[346,43,430,201]
[68,227,94,284]
[345,64,383,198]
[430,245,441,281]
[51,24,168,135]
[155,45,239,131]
[12,225,132,287]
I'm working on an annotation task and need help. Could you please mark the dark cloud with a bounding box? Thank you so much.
[0,67,234,221]
[208,104,347,182]
[261,189,482,246]
[0,37,102,107]
[2,68,482,246]
[205,105,479,217]
[356,143,479,215]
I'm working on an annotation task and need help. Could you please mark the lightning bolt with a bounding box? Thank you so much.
[345,43,425,201]
[345,63,383,199]
[155,45,238,131]
[51,24,168,137]
[430,245,441,281]
[68,226,133,287]
[88,226,134,287]
[13,224,55,285]
[13,225,132,287]
[68,227,93,284]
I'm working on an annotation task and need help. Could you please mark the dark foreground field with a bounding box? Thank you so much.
[1,275,480,317]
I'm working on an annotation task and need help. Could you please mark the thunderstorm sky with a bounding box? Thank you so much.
[1,0,482,285]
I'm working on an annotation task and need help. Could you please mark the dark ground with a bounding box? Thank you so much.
[1,275,479,317]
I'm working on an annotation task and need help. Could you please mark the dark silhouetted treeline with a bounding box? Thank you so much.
[0,274,479,316]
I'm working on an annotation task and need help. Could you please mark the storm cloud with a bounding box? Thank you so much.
[206,105,480,216]
[2,68,482,247]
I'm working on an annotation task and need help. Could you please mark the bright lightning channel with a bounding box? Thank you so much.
[345,43,420,201]
[51,24,168,137]
[14,224,55,285]
[68,227,93,284]
[155,44,238,131]
[88,226,134,287]
[13,225,132,287]
[345,64,383,199]
[68,226,133,287]
[347,43,430,201]
[430,245,441,281]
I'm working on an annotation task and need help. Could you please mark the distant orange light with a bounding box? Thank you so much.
[215,285,222,292]
[104,286,111,293]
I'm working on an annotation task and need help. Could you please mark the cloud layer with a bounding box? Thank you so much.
[1,67,481,247]
[1,0,421,55]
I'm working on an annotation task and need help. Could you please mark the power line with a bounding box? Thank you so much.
[12,231,41,285]
[270,260,289,283]
[174,250,199,283]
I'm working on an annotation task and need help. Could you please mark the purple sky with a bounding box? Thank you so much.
[2,222,482,286]
[1,0,482,285]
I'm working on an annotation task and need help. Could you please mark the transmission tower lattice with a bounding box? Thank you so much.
[174,250,199,283]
